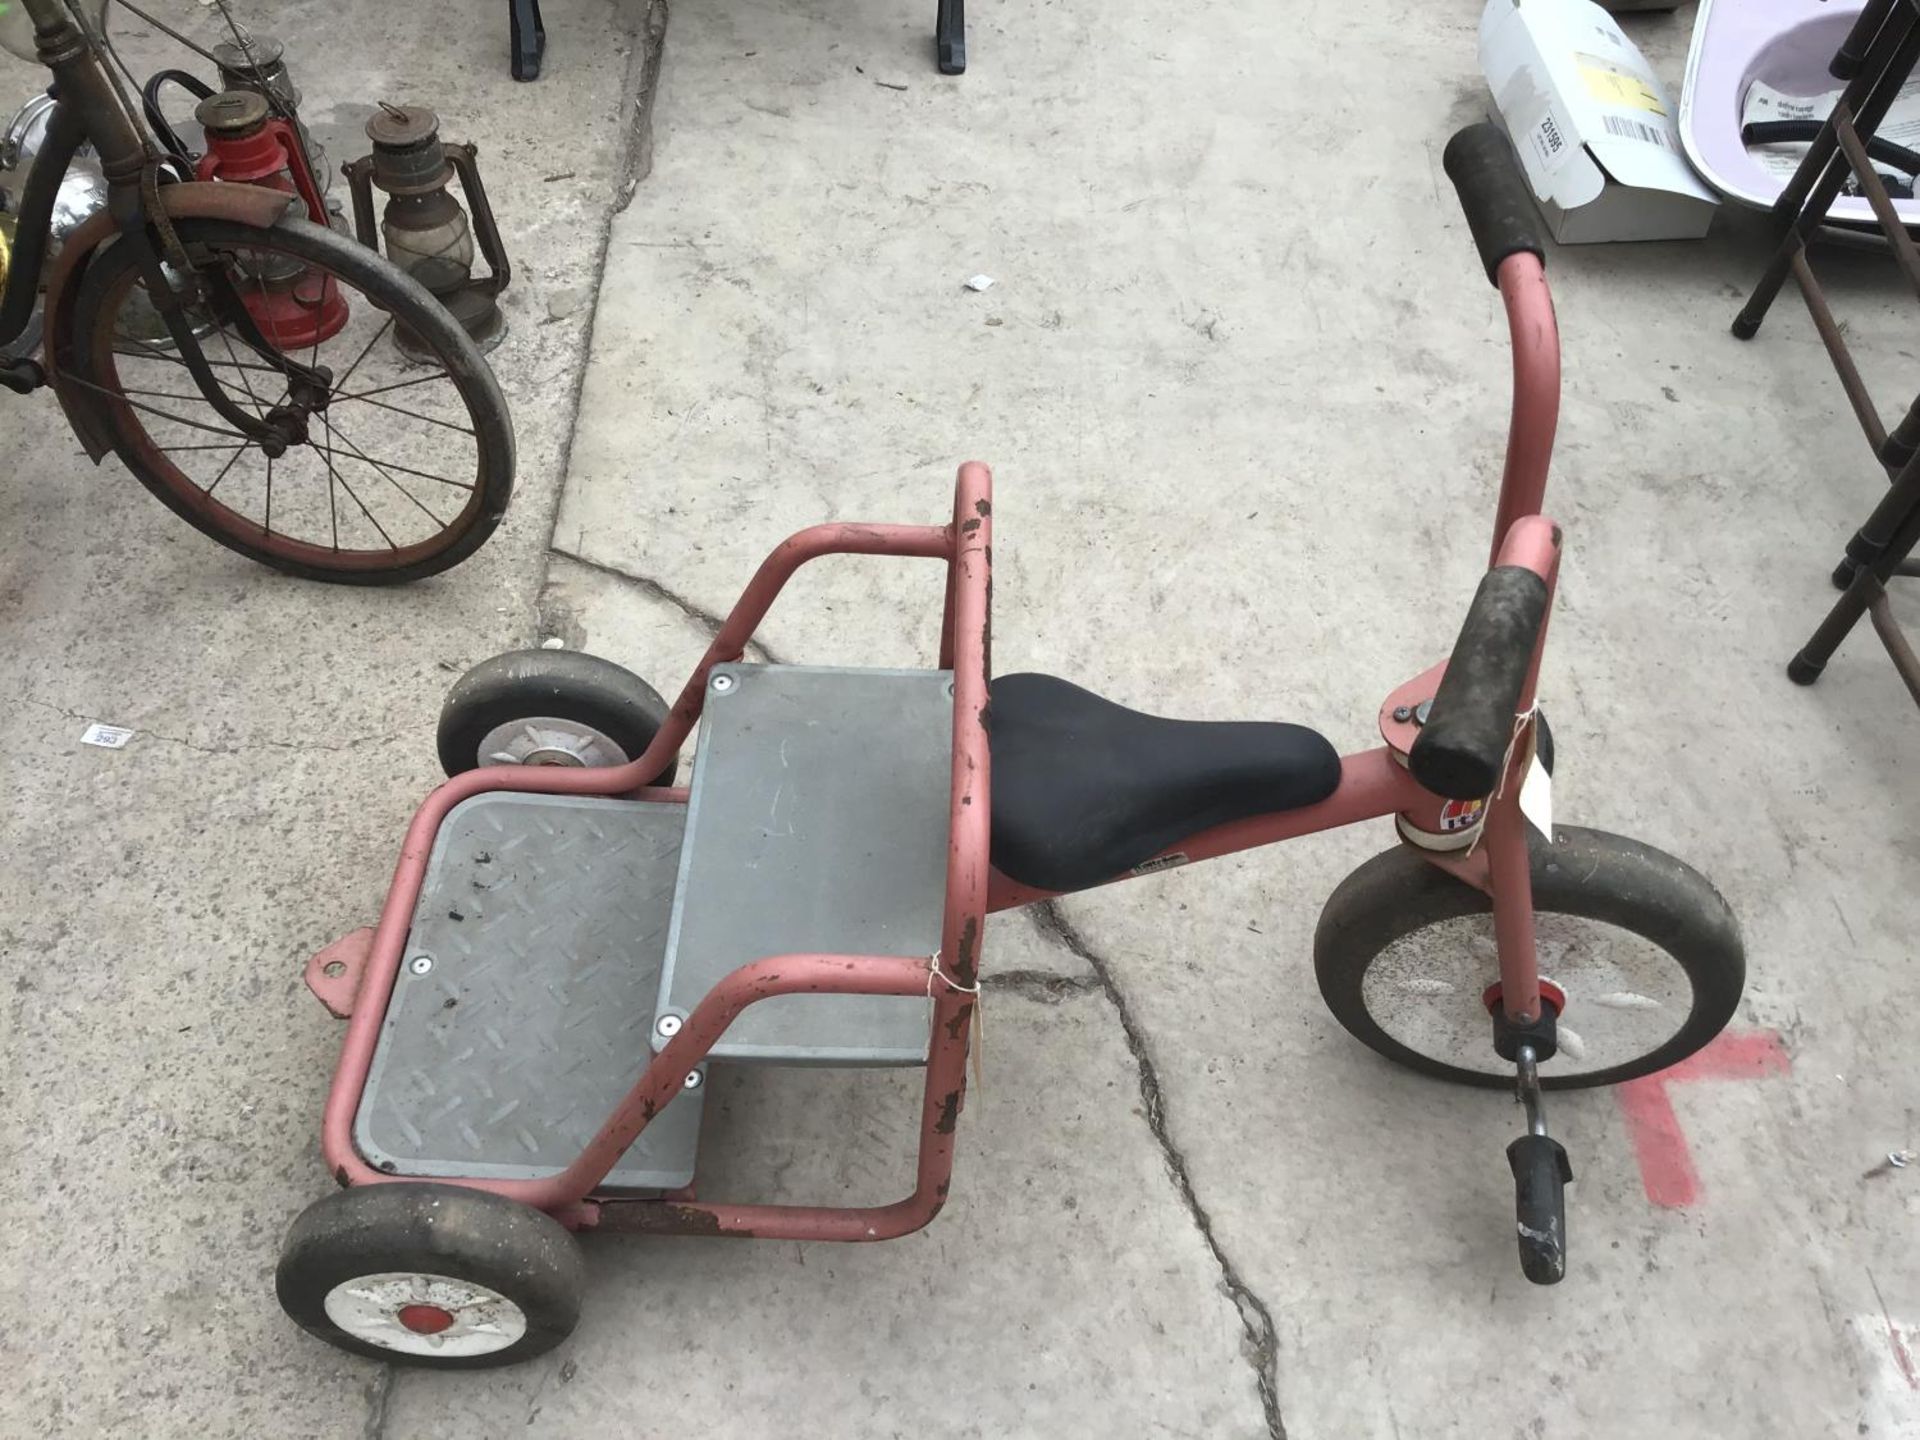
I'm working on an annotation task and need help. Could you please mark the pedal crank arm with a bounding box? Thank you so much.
[1507,1044,1572,1285]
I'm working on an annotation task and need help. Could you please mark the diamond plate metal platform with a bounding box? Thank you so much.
[355,792,703,1192]
[658,663,950,1065]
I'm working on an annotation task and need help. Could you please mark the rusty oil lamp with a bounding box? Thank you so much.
[344,103,509,363]
[193,89,347,349]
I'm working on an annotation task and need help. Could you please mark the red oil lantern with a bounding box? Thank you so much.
[193,90,347,350]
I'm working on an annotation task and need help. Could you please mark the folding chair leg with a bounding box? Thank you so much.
[511,0,547,81]
[937,0,966,75]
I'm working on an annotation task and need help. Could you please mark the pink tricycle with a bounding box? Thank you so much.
[277,127,1742,1365]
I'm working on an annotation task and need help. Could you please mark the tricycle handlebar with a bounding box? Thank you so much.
[1444,123,1545,288]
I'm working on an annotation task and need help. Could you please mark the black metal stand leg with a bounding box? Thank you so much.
[1881,391,1920,473]
[1792,573,1880,683]
[1734,13,1920,337]
[1832,0,1898,82]
[511,0,546,81]
[1793,480,1920,683]
[937,0,966,75]
[1836,439,1920,587]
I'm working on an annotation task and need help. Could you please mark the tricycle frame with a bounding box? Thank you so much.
[314,251,1563,1244]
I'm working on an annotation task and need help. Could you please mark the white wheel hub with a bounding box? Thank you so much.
[1360,912,1691,1077]
[323,1271,528,1358]
[476,716,628,768]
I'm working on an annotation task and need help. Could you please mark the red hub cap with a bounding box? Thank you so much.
[396,1303,456,1335]
[1482,979,1568,1016]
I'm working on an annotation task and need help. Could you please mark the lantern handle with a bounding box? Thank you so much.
[444,141,510,298]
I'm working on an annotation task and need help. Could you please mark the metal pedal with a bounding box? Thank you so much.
[356,792,703,1192]
[657,663,952,1065]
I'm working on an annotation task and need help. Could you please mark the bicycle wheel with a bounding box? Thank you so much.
[1313,827,1744,1090]
[68,215,514,584]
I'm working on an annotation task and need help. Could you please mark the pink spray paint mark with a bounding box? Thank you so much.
[1613,1030,1790,1208]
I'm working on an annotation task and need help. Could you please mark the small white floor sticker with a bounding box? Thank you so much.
[79,723,135,750]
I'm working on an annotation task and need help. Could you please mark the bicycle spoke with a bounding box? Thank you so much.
[310,281,323,377]
[317,420,475,493]
[333,314,396,395]
[332,370,455,404]
[321,414,449,527]
[331,390,476,435]
[252,267,275,359]
[116,353,264,416]
[113,336,283,374]
[65,368,254,442]
[215,319,267,419]
[204,443,253,498]
[316,433,400,550]
[158,441,251,454]
[264,452,274,535]
[119,386,232,403]
[320,411,341,550]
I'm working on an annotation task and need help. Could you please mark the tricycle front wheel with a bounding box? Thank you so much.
[1313,826,1744,1090]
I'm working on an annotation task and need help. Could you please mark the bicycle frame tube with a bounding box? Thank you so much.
[21,0,145,184]
[1487,254,1559,564]
[0,97,87,349]
[318,464,994,1241]
[985,748,1437,911]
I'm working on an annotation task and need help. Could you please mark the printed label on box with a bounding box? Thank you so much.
[1578,53,1665,114]
[1524,101,1580,179]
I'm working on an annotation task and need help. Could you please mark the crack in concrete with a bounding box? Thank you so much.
[360,1364,395,1440]
[533,0,675,582]
[1033,900,1287,1440]
[20,696,409,757]
[548,546,786,664]
[618,0,673,206]
[980,968,1104,1003]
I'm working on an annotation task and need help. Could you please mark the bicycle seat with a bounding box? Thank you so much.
[988,673,1342,893]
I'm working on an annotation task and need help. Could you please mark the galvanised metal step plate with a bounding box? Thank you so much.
[657,663,950,1065]
[356,792,703,1192]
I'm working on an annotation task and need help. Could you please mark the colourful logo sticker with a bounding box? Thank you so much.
[1438,798,1485,833]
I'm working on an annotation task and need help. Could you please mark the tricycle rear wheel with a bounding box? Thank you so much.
[437,648,676,784]
[276,1182,584,1368]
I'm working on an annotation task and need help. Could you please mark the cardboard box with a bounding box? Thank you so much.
[1480,0,1718,242]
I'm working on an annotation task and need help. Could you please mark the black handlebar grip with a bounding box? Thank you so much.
[1408,565,1549,800]
[1443,123,1546,286]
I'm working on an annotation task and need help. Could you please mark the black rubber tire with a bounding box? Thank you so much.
[68,214,514,585]
[276,1183,585,1368]
[437,648,676,784]
[1313,826,1744,1090]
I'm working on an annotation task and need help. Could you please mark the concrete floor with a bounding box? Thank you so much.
[4,0,1920,1435]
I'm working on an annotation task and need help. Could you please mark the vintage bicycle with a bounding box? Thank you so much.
[0,0,513,581]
